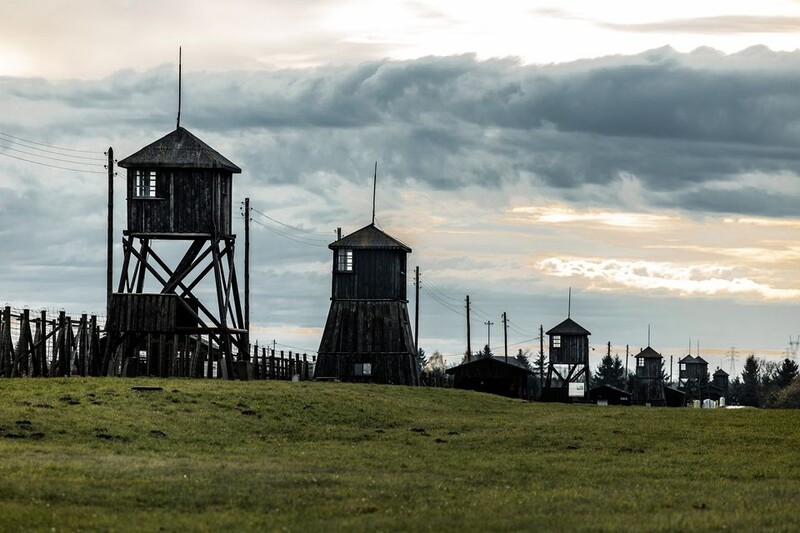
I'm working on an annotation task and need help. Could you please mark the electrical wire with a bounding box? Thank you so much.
[251,207,331,236]
[421,276,463,304]
[251,217,327,247]
[0,151,106,174]
[0,130,102,154]
[0,141,104,167]
[421,285,466,318]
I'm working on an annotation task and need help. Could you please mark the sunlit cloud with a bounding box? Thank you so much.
[539,257,800,299]
[510,206,673,229]
[723,217,800,228]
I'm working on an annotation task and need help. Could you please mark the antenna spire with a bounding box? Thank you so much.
[648,324,651,346]
[177,46,182,129]
[372,161,377,225]
[567,287,571,318]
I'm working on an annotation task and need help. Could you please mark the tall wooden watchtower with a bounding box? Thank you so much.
[633,346,666,406]
[543,317,591,402]
[315,223,418,385]
[105,126,247,377]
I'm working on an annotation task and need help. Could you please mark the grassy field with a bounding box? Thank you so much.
[1,379,799,532]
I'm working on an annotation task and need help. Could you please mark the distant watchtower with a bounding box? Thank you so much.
[315,224,418,385]
[712,368,729,398]
[543,317,591,402]
[678,354,709,401]
[633,346,666,406]
[105,127,246,377]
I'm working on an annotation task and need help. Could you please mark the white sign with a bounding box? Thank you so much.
[568,382,585,397]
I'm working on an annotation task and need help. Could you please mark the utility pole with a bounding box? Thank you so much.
[625,344,629,378]
[502,312,508,363]
[485,320,494,355]
[465,295,471,362]
[106,147,113,315]
[414,266,420,356]
[607,341,611,359]
[244,197,250,359]
[539,324,545,393]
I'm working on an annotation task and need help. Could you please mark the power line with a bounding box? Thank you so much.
[251,217,326,247]
[0,130,101,154]
[421,276,463,304]
[0,141,104,167]
[0,151,106,174]
[251,207,331,237]
[421,285,465,317]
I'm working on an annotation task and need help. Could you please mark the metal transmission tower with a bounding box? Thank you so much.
[726,347,738,377]
[786,336,800,361]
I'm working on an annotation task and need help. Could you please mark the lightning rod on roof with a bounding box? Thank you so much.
[567,287,571,318]
[177,46,182,129]
[372,161,377,225]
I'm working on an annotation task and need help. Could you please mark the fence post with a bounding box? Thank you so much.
[0,306,13,377]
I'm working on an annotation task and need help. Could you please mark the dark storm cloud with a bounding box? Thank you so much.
[4,47,800,221]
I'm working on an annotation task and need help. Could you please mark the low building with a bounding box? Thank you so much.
[590,384,631,405]
[446,356,532,400]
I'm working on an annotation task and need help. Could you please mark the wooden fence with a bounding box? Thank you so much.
[0,306,103,378]
[0,306,315,381]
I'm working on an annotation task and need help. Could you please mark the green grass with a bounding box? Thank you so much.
[1,379,799,532]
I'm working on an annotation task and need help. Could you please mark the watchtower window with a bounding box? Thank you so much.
[337,248,353,272]
[552,335,561,348]
[354,363,372,376]
[638,358,644,367]
[134,170,157,198]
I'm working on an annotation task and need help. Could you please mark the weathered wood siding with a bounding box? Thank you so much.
[680,362,708,380]
[636,358,662,379]
[108,293,179,332]
[331,249,407,301]
[127,168,232,235]
[549,334,589,364]
[448,359,529,399]
[315,300,418,385]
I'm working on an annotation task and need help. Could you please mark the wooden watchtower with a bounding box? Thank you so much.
[104,127,246,377]
[633,346,666,406]
[315,223,419,385]
[543,317,591,402]
[678,354,709,401]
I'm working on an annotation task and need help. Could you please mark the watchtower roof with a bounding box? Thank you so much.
[329,223,411,252]
[678,355,696,364]
[713,368,729,377]
[546,317,591,336]
[118,127,241,173]
[636,346,663,359]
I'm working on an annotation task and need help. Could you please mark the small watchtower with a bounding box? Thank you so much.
[633,346,666,406]
[678,354,709,401]
[712,368,729,397]
[105,126,246,377]
[543,317,591,402]
[315,223,418,385]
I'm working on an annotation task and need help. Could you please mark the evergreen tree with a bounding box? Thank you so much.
[416,348,427,374]
[593,354,626,389]
[775,358,799,388]
[475,344,493,359]
[740,354,761,407]
[515,349,532,370]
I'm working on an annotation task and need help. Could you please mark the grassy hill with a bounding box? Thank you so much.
[1,379,799,532]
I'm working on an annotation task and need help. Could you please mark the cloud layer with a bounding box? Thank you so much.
[3,48,800,360]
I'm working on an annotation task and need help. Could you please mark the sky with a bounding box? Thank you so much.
[2,0,800,375]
